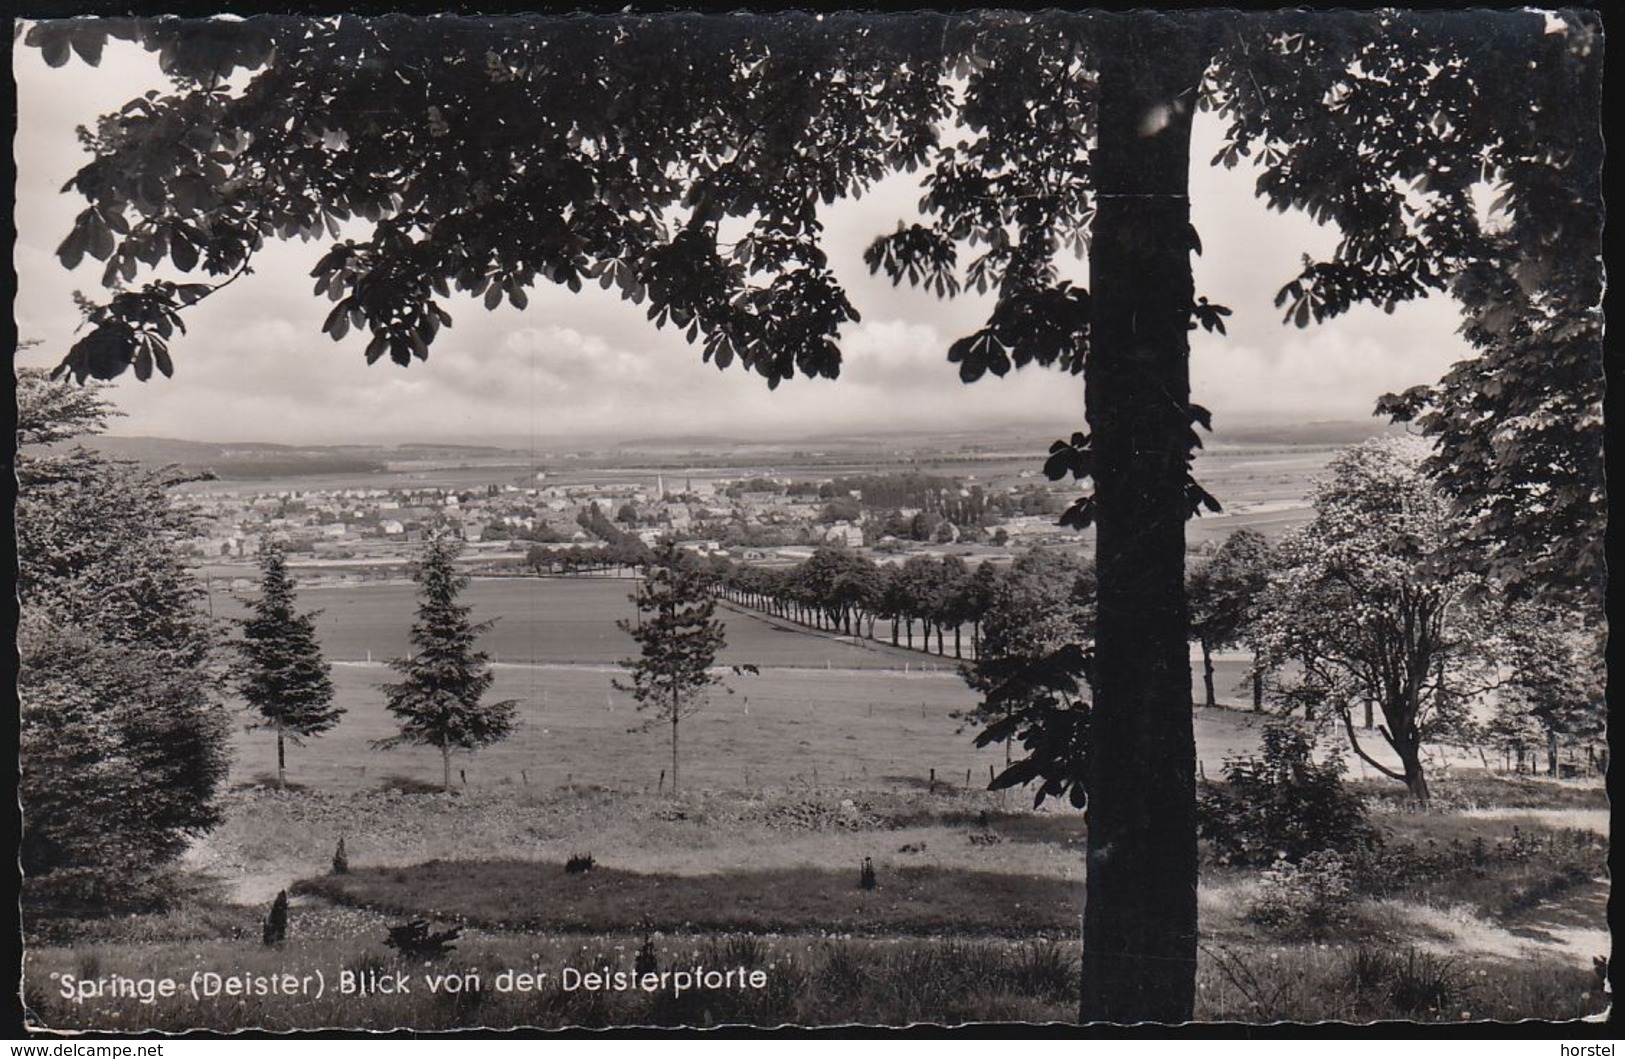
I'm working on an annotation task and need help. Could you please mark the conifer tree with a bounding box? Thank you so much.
[377,536,518,791]
[17,368,230,913]
[237,543,341,788]
[616,541,727,795]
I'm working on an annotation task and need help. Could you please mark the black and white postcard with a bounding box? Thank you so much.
[11,9,1609,1033]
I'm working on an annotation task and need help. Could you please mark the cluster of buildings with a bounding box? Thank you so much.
[177,471,1076,568]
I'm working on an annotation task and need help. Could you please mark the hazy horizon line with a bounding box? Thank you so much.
[87,412,1399,451]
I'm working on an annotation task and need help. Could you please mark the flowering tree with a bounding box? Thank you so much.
[1253,438,1495,803]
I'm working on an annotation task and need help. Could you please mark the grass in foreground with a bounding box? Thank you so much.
[24,933,1081,1031]
[294,860,1082,936]
[25,929,1608,1032]
[1196,942,1607,1023]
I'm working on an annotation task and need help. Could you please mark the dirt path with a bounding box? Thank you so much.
[1369,877,1610,970]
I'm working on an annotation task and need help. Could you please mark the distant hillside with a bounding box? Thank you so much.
[1209,419,1404,447]
[393,442,516,456]
[66,418,1400,475]
[613,435,750,451]
[74,436,388,480]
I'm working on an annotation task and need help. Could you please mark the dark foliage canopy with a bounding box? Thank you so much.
[27,8,1600,627]
[17,369,230,912]
[1189,528,1271,653]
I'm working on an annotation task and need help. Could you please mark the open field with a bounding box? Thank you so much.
[227,660,1272,796]
[222,575,976,671]
[216,572,1263,687]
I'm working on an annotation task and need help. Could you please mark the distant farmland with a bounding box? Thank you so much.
[219,576,971,671]
[216,576,1260,694]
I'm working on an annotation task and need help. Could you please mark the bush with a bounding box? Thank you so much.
[565,853,595,874]
[1386,949,1461,1017]
[1247,850,1355,937]
[1198,721,1379,867]
[635,931,659,976]
[385,919,461,959]
[262,891,289,946]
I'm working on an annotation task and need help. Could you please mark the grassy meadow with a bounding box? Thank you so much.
[24,776,1610,1030]
[23,573,1610,1031]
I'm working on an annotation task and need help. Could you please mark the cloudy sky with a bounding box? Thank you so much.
[12,24,1476,446]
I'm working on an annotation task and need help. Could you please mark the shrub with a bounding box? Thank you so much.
[1387,949,1460,1016]
[565,853,596,874]
[1198,721,1379,866]
[859,856,877,890]
[1247,850,1355,938]
[384,919,461,959]
[1342,946,1477,1019]
[635,930,659,976]
[262,890,289,946]
[332,837,349,876]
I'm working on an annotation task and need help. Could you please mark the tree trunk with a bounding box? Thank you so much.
[441,744,451,794]
[1547,728,1559,778]
[671,714,680,796]
[891,617,899,646]
[1200,637,1216,708]
[1251,665,1263,713]
[953,625,962,659]
[276,727,287,790]
[1080,15,1208,1024]
[1401,747,1430,804]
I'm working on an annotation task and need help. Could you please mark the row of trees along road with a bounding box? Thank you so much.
[719,549,1000,658]
[28,11,1601,1022]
